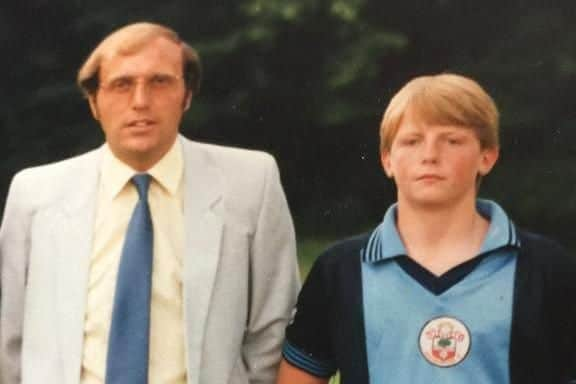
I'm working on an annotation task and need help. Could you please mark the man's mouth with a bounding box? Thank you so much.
[126,119,156,127]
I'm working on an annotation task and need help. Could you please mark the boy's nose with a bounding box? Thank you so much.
[422,140,440,163]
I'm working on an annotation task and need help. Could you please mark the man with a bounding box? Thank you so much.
[0,22,300,384]
[276,73,576,383]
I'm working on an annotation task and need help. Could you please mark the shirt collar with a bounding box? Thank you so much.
[362,203,406,263]
[476,199,520,253]
[100,138,183,200]
[362,199,520,264]
[147,139,183,196]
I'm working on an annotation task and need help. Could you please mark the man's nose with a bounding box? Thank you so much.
[131,81,151,108]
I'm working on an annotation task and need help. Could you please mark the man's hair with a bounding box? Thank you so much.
[77,22,201,97]
[379,73,499,153]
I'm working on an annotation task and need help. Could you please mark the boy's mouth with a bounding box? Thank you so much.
[416,174,445,181]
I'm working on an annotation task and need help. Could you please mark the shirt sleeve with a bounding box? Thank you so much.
[282,257,337,378]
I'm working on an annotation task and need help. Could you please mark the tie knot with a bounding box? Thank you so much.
[132,173,151,200]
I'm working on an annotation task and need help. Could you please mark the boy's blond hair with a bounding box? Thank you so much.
[380,73,499,153]
[77,22,201,97]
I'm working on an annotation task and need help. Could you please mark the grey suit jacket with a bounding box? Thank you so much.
[0,136,300,384]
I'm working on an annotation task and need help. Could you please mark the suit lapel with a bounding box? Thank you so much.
[51,149,101,384]
[180,139,224,384]
[47,140,223,383]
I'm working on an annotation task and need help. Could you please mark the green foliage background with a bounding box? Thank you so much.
[2,0,576,256]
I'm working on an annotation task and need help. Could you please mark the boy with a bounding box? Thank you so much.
[276,73,576,384]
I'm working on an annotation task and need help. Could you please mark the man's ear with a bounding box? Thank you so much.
[478,146,499,176]
[381,150,394,178]
[183,91,193,111]
[88,95,100,120]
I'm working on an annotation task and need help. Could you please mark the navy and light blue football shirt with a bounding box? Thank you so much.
[284,200,522,383]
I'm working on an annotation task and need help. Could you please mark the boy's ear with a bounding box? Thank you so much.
[478,147,499,176]
[381,150,394,178]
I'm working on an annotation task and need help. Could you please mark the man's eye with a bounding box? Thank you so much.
[110,78,133,91]
[150,75,174,87]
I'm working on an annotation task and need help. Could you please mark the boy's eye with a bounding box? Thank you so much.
[446,137,464,145]
[399,137,419,146]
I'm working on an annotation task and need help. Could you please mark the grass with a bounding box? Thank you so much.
[297,237,336,277]
[330,373,341,383]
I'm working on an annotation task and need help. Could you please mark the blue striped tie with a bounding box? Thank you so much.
[106,174,153,384]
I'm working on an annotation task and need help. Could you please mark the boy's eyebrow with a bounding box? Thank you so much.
[439,130,468,136]
[395,132,422,139]
[443,129,475,137]
[397,127,423,134]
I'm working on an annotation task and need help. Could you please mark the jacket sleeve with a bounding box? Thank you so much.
[512,230,576,384]
[0,171,32,384]
[241,155,300,384]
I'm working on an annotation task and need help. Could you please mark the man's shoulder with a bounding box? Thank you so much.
[12,147,101,184]
[179,138,284,228]
[181,137,277,176]
[6,148,101,208]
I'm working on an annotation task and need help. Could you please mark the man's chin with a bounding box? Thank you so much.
[120,136,159,154]
[108,142,161,169]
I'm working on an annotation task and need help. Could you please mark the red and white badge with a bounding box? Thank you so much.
[418,316,471,367]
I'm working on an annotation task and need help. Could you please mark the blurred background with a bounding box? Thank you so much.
[2,0,576,275]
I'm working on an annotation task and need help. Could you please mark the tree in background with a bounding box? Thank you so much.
[1,0,576,245]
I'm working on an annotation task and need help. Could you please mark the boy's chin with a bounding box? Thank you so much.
[403,193,471,210]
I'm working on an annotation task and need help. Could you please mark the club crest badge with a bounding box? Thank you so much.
[418,316,471,367]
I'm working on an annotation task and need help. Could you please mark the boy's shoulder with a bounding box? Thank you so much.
[517,229,574,266]
[302,233,371,294]
[315,232,371,268]
[311,227,576,279]
[516,228,576,286]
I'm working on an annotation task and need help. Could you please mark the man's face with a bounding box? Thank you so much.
[381,113,498,209]
[89,36,190,170]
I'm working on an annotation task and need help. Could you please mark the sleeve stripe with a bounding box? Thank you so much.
[282,341,336,378]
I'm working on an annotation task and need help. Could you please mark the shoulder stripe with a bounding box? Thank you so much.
[282,341,336,378]
[508,219,520,247]
[371,232,381,263]
[363,229,378,263]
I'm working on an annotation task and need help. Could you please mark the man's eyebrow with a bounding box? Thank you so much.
[106,72,177,80]
[103,74,133,82]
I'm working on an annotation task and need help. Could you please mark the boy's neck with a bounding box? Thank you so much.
[395,195,490,276]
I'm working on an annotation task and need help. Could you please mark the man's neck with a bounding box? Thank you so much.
[395,195,489,276]
[110,139,177,173]
[123,153,164,172]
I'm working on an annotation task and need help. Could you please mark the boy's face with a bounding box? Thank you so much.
[381,113,499,209]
